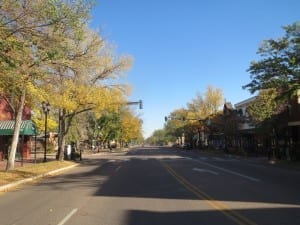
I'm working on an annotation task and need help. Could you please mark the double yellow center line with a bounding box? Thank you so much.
[162,162,257,225]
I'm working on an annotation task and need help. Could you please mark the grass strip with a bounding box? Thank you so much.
[0,161,76,186]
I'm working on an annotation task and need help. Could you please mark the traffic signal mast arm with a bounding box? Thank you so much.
[165,115,209,125]
[65,100,143,118]
[126,100,143,109]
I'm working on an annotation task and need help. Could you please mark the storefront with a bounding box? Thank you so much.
[0,120,38,160]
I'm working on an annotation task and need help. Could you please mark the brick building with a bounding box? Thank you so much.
[0,96,37,160]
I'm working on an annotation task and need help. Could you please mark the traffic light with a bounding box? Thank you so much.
[139,100,143,109]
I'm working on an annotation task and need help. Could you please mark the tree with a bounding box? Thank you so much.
[147,129,169,145]
[188,85,224,118]
[243,22,300,100]
[161,86,224,147]
[94,107,143,148]
[0,0,93,170]
[46,24,131,159]
[120,108,143,145]
[164,108,188,141]
[96,111,122,146]
[246,88,284,145]
[247,89,280,125]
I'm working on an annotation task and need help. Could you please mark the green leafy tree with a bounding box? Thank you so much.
[147,129,169,145]
[247,89,283,142]
[243,22,300,100]
[97,111,122,145]
[164,109,188,141]
[247,89,280,124]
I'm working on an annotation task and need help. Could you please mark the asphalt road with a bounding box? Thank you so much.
[0,147,300,225]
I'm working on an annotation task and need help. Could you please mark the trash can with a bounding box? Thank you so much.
[65,145,71,160]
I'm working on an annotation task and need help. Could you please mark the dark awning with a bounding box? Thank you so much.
[0,120,38,136]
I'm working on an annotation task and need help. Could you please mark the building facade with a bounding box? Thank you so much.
[230,93,300,159]
[0,96,36,161]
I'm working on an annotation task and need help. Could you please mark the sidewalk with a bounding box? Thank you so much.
[263,158,300,171]
[188,148,300,171]
[0,149,115,171]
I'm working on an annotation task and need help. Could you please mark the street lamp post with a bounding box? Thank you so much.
[42,101,50,162]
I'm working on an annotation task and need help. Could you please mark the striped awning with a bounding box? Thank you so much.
[0,120,38,136]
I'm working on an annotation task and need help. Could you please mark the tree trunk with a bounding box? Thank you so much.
[6,89,26,171]
[57,109,66,161]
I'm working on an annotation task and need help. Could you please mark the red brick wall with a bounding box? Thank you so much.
[0,97,32,160]
[0,96,31,120]
[0,97,13,120]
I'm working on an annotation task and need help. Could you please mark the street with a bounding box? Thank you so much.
[1,147,300,225]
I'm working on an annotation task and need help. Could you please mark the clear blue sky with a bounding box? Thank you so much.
[90,0,300,138]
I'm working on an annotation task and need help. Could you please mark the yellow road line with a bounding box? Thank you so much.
[162,162,258,225]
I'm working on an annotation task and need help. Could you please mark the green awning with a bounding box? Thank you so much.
[0,120,38,136]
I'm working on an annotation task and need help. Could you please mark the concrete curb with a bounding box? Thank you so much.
[0,164,78,192]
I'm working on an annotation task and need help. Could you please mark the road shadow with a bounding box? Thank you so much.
[32,157,114,191]
[33,148,300,224]
[122,208,300,225]
[94,158,195,199]
[124,210,231,225]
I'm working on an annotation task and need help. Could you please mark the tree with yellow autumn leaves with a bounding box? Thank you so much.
[0,0,141,170]
[151,85,224,147]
